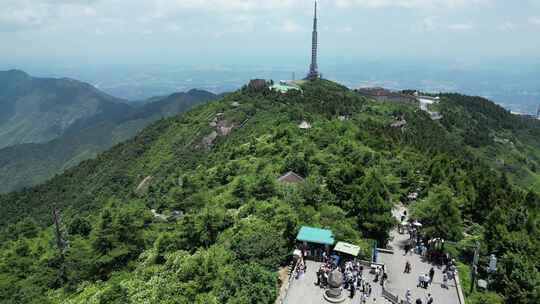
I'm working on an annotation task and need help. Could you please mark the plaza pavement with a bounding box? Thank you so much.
[283,260,388,304]
[282,204,461,304]
[378,205,461,304]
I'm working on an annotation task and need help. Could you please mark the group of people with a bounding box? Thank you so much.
[400,209,457,303]
[315,259,380,303]
[405,290,434,304]
[416,267,435,289]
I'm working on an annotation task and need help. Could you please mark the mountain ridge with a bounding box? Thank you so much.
[0,69,131,149]
[0,70,218,192]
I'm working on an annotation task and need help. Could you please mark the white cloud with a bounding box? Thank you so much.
[280,20,303,33]
[227,15,257,33]
[337,26,353,33]
[498,22,515,32]
[148,0,299,16]
[530,16,540,27]
[334,0,491,9]
[0,0,100,31]
[447,23,474,31]
[422,16,439,31]
[167,23,182,32]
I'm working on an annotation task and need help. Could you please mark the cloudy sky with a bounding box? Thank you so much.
[1,0,540,69]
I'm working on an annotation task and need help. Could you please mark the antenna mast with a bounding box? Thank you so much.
[307,0,320,80]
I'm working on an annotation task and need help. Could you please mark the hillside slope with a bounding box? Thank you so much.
[0,70,133,149]
[437,93,540,191]
[0,89,217,193]
[0,80,538,304]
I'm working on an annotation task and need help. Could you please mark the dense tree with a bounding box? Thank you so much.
[351,169,395,246]
[228,218,288,270]
[410,185,463,241]
[67,216,92,237]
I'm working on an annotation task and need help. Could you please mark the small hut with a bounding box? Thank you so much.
[298,121,312,129]
[278,171,305,184]
[296,226,335,261]
[333,241,361,261]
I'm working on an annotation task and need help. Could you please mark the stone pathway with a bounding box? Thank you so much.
[378,205,461,304]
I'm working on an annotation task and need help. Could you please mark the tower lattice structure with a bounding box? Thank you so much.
[307,1,319,80]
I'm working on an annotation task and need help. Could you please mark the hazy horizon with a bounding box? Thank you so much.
[1,0,539,113]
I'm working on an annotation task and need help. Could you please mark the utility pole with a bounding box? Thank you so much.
[470,241,480,293]
[373,240,378,263]
[52,204,67,284]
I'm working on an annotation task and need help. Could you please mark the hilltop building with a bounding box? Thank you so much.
[356,87,443,120]
[307,1,320,80]
[247,79,269,91]
[356,87,416,103]
[270,81,302,94]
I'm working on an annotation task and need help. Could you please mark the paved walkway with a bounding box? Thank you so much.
[378,205,460,304]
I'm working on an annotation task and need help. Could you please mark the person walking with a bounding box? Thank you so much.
[381,272,388,286]
[442,273,448,289]
[429,267,435,285]
[426,293,434,304]
[405,289,412,304]
[368,284,372,297]
[405,261,412,273]
[423,273,430,288]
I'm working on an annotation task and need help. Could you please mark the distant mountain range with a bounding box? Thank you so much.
[0,70,132,149]
[0,70,218,192]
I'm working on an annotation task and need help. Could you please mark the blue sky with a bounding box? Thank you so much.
[1,0,540,69]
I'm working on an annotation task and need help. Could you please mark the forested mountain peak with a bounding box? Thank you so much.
[0,80,218,193]
[0,70,129,149]
[0,79,538,303]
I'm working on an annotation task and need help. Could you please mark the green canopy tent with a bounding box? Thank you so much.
[333,241,360,257]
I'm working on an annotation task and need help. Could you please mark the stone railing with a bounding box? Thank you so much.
[275,260,298,304]
[453,271,466,304]
[382,287,400,304]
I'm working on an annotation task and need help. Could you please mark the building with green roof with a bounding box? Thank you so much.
[296,226,335,245]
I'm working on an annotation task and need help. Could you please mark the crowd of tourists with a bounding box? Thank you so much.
[400,208,461,304]
[313,256,384,303]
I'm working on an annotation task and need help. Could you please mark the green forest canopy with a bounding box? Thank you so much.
[0,79,539,303]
